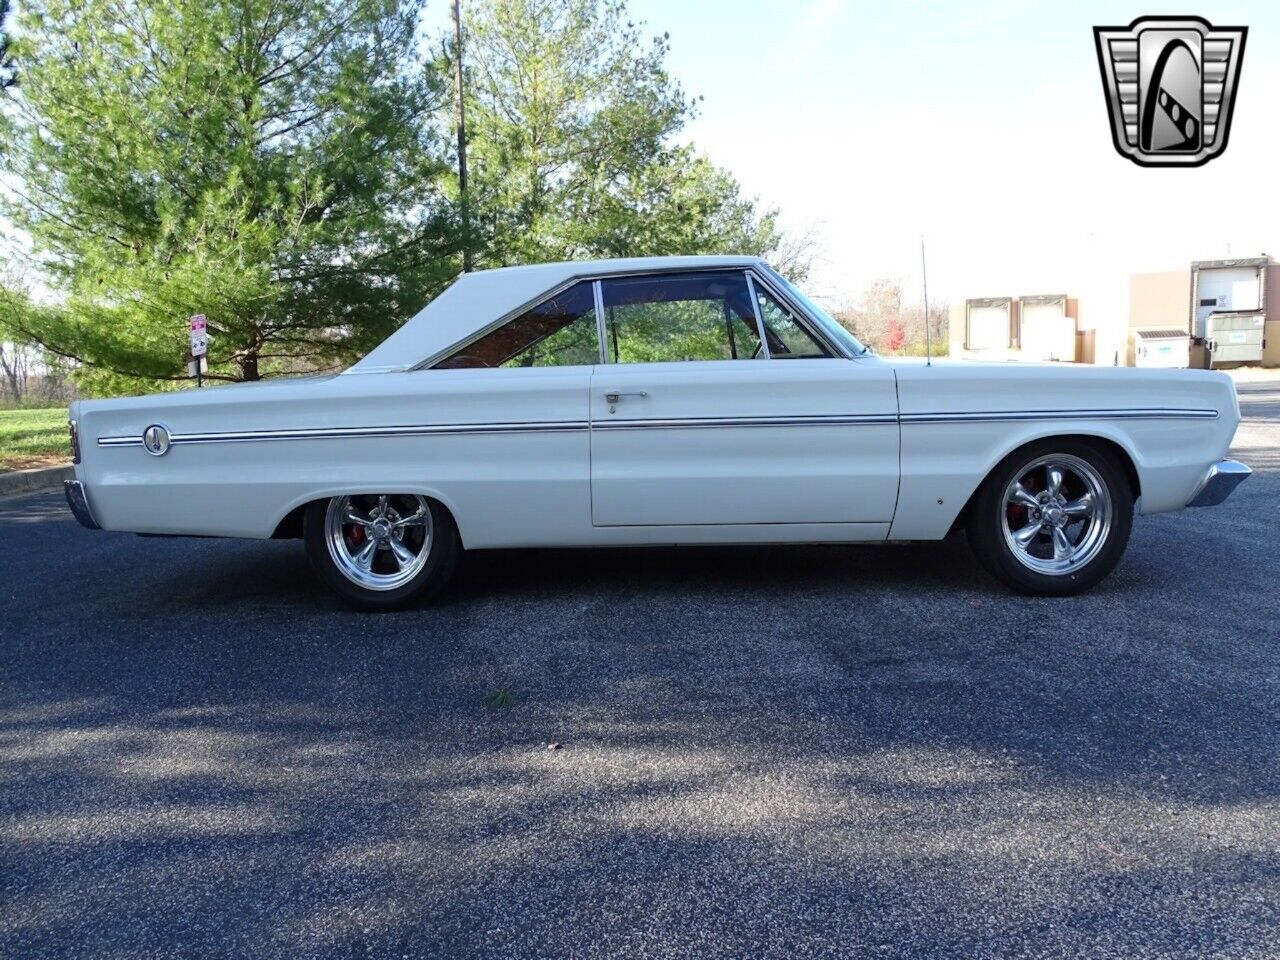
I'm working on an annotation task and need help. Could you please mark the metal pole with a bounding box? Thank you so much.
[921,236,932,367]
[452,0,473,272]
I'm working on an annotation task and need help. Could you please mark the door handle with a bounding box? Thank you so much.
[604,390,646,413]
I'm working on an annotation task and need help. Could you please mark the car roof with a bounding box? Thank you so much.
[345,255,768,374]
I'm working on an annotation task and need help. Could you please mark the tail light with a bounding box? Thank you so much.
[69,419,81,464]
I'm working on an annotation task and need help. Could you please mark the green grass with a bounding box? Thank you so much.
[0,407,69,472]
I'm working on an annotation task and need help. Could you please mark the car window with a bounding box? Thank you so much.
[436,281,599,369]
[754,283,829,358]
[601,272,763,363]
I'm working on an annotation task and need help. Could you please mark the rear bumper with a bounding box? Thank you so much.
[1186,459,1252,508]
[64,480,101,530]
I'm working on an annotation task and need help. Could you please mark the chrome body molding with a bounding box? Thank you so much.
[590,413,898,431]
[1185,458,1252,507]
[64,480,100,530]
[98,420,591,447]
[899,408,1218,424]
[95,407,1218,448]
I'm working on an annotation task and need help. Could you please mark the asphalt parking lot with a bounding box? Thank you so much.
[2,382,1278,959]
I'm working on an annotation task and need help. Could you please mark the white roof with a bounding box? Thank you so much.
[345,255,767,374]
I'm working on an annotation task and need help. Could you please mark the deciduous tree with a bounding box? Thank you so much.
[2,0,456,387]
[0,0,16,89]
[457,0,804,276]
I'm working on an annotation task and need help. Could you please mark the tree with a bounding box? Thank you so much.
[1,0,457,387]
[457,0,803,275]
[0,0,15,90]
[882,315,906,353]
[835,277,948,355]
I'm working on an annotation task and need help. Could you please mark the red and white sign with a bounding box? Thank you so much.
[189,314,208,358]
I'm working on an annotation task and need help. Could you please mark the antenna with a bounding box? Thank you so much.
[921,235,932,367]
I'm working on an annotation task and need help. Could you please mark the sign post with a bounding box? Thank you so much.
[189,315,208,388]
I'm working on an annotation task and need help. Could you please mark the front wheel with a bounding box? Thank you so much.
[966,440,1134,596]
[304,494,460,610]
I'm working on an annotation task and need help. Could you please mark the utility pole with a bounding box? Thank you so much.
[452,0,473,272]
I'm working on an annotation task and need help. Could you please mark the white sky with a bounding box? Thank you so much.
[632,0,1280,317]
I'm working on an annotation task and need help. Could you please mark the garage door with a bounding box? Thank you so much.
[1196,267,1260,337]
[967,304,1010,351]
[1020,299,1075,361]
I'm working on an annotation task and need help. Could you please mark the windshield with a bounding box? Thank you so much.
[763,268,868,357]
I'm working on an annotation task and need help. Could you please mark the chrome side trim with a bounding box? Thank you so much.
[1186,458,1251,507]
[98,435,145,447]
[94,407,1220,448]
[593,414,896,431]
[64,480,100,530]
[900,408,1218,424]
[99,420,590,447]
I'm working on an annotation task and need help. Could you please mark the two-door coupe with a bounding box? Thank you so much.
[64,256,1250,609]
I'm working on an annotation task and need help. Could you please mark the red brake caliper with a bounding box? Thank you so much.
[1008,472,1034,528]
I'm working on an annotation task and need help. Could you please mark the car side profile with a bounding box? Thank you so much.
[64,255,1250,609]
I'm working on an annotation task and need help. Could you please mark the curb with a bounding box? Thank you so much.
[0,464,74,499]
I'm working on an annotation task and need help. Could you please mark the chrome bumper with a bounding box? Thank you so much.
[64,480,101,530]
[1186,459,1252,508]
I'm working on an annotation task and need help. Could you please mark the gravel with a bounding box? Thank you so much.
[1,382,1277,959]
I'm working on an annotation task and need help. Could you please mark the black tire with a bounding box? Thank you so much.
[304,496,460,611]
[966,439,1134,596]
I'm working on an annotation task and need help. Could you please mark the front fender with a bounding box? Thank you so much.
[889,419,1153,540]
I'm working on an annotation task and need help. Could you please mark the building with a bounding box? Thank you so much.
[946,253,1279,368]
[949,295,1091,363]
[1129,256,1280,368]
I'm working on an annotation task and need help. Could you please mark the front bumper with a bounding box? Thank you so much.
[1186,459,1252,508]
[64,480,101,530]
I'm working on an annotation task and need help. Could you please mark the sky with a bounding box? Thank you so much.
[424,0,1280,317]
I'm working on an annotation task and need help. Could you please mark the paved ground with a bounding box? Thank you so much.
[2,384,1278,959]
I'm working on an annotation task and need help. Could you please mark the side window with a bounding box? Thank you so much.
[601,272,763,363]
[754,283,829,358]
[436,281,599,369]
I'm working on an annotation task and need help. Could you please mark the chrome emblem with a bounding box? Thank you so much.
[142,424,171,456]
[1094,16,1247,167]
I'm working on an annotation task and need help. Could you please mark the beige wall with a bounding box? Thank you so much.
[1264,320,1280,367]
[1265,266,1280,365]
[1129,271,1191,330]
[1127,270,1192,366]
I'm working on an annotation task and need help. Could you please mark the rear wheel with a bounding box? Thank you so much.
[304,494,459,610]
[966,440,1133,595]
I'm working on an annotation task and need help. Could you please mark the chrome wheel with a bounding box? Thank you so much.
[1001,454,1112,576]
[324,494,433,591]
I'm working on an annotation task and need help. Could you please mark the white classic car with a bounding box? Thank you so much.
[65,256,1250,609]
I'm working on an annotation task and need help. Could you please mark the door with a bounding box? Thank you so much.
[1019,297,1075,361]
[589,270,899,527]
